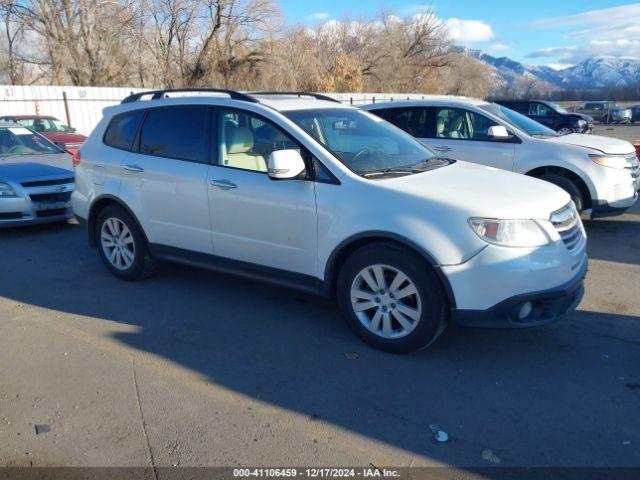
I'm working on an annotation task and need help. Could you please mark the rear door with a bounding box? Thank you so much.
[118,105,213,254]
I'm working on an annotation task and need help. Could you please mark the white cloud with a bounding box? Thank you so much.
[488,43,512,52]
[443,18,495,43]
[307,12,331,22]
[531,4,640,29]
[527,39,640,63]
[527,4,640,62]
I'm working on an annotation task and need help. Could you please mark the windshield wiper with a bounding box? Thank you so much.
[362,168,413,178]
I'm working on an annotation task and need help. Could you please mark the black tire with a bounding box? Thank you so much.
[336,242,448,354]
[538,174,585,212]
[95,205,157,281]
[556,125,574,135]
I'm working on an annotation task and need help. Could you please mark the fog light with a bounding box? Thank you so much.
[518,301,533,320]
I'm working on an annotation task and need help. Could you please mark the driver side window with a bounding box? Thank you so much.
[218,109,301,173]
[435,108,498,141]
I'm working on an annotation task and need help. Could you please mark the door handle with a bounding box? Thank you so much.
[123,164,144,173]
[209,179,237,190]
[432,146,451,153]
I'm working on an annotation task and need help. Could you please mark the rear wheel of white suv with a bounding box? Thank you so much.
[95,205,157,280]
[337,242,448,354]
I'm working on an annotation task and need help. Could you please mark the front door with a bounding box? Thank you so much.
[419,107,516,171]
[207,108,317,276]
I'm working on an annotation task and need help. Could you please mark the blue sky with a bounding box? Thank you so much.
[279,0,640,68]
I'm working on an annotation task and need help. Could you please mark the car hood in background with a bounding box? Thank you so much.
[0,152,73,170]
[42,132,87,144]
[378,161,570,220]
[543,133,636,155]
[571,113,593,123]
[0,162,73,182]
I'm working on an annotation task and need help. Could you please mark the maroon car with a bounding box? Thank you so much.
[0,115,86,153]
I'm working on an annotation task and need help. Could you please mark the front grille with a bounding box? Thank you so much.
[21,177,74,188]
[36,208,68,218]
[551,203,584,252]
[626,154,639,180]
[0,212,23,220]
[29,192,72,203]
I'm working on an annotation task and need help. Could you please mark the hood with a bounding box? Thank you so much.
[41,131,87,144]
[0,152,73,170]
[378,161,570,220]
[571,113,593,123]
[543,133,636,155]
[0,162,73,182]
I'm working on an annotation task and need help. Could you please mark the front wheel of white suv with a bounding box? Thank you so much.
[95,205,157,281]
[337,242,448,354]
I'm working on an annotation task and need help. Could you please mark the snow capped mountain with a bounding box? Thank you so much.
[559,57,640,89]
[453,47,640,91]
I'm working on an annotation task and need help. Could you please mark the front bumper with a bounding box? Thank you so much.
[0,195,73,228]
[451,255,587,328]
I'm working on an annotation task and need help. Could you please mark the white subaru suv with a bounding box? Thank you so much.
[363,97,639,217]
[72,89,587,353]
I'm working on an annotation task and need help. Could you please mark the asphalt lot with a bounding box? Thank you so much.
[0,203,639,473]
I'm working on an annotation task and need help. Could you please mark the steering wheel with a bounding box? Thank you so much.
[7,145,28,154]
[350,147,371,165]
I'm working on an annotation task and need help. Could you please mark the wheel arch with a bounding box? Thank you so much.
[525,165,593,210]
[324,231,456,308]
[87,195,149,247]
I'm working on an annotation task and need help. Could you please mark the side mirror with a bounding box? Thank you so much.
[487,125,510,140]
[267,149,306,180]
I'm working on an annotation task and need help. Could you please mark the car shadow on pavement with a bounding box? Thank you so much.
[582,204,640,266]
[1,220,639,468]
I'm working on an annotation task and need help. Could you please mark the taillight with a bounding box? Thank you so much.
[72,149,81,168]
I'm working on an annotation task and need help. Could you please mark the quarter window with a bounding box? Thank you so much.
[104,110,146,151]
[139,106,208,162]
[435,108,498,141]
[218,109,300,173]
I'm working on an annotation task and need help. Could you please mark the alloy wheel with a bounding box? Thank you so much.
[350,264,422,339]
[100,217,136,270]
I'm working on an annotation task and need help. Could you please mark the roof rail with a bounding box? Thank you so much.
[121,88,259,104]
[248,92,342,104]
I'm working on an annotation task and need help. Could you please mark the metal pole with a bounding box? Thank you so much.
[62,91,72,128]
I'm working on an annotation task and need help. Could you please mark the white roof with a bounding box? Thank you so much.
[361,95,490,109]
[252,95,351,112]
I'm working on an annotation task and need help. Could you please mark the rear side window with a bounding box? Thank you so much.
[380,107,430,137]
[104,110,145,151]
[139,106,208,162]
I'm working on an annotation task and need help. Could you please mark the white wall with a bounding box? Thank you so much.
[0,85,432,136]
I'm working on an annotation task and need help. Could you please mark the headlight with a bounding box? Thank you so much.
[577,119,587,126]
[0,182,17,198]
[589,154,629,170]
[468,218,550,247]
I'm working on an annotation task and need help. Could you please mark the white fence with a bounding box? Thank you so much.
[0,85,433,136]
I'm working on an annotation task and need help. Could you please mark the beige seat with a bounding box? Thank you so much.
[222,125,267,172]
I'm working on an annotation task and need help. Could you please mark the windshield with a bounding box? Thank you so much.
[16,117,72,133]
[547,101,568,114]
[0,126,62,156]
[284,108,439,175]
[480,104,557,137]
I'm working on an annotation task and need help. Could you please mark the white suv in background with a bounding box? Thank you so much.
[363,97,639,217]
[73,89,587,354]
